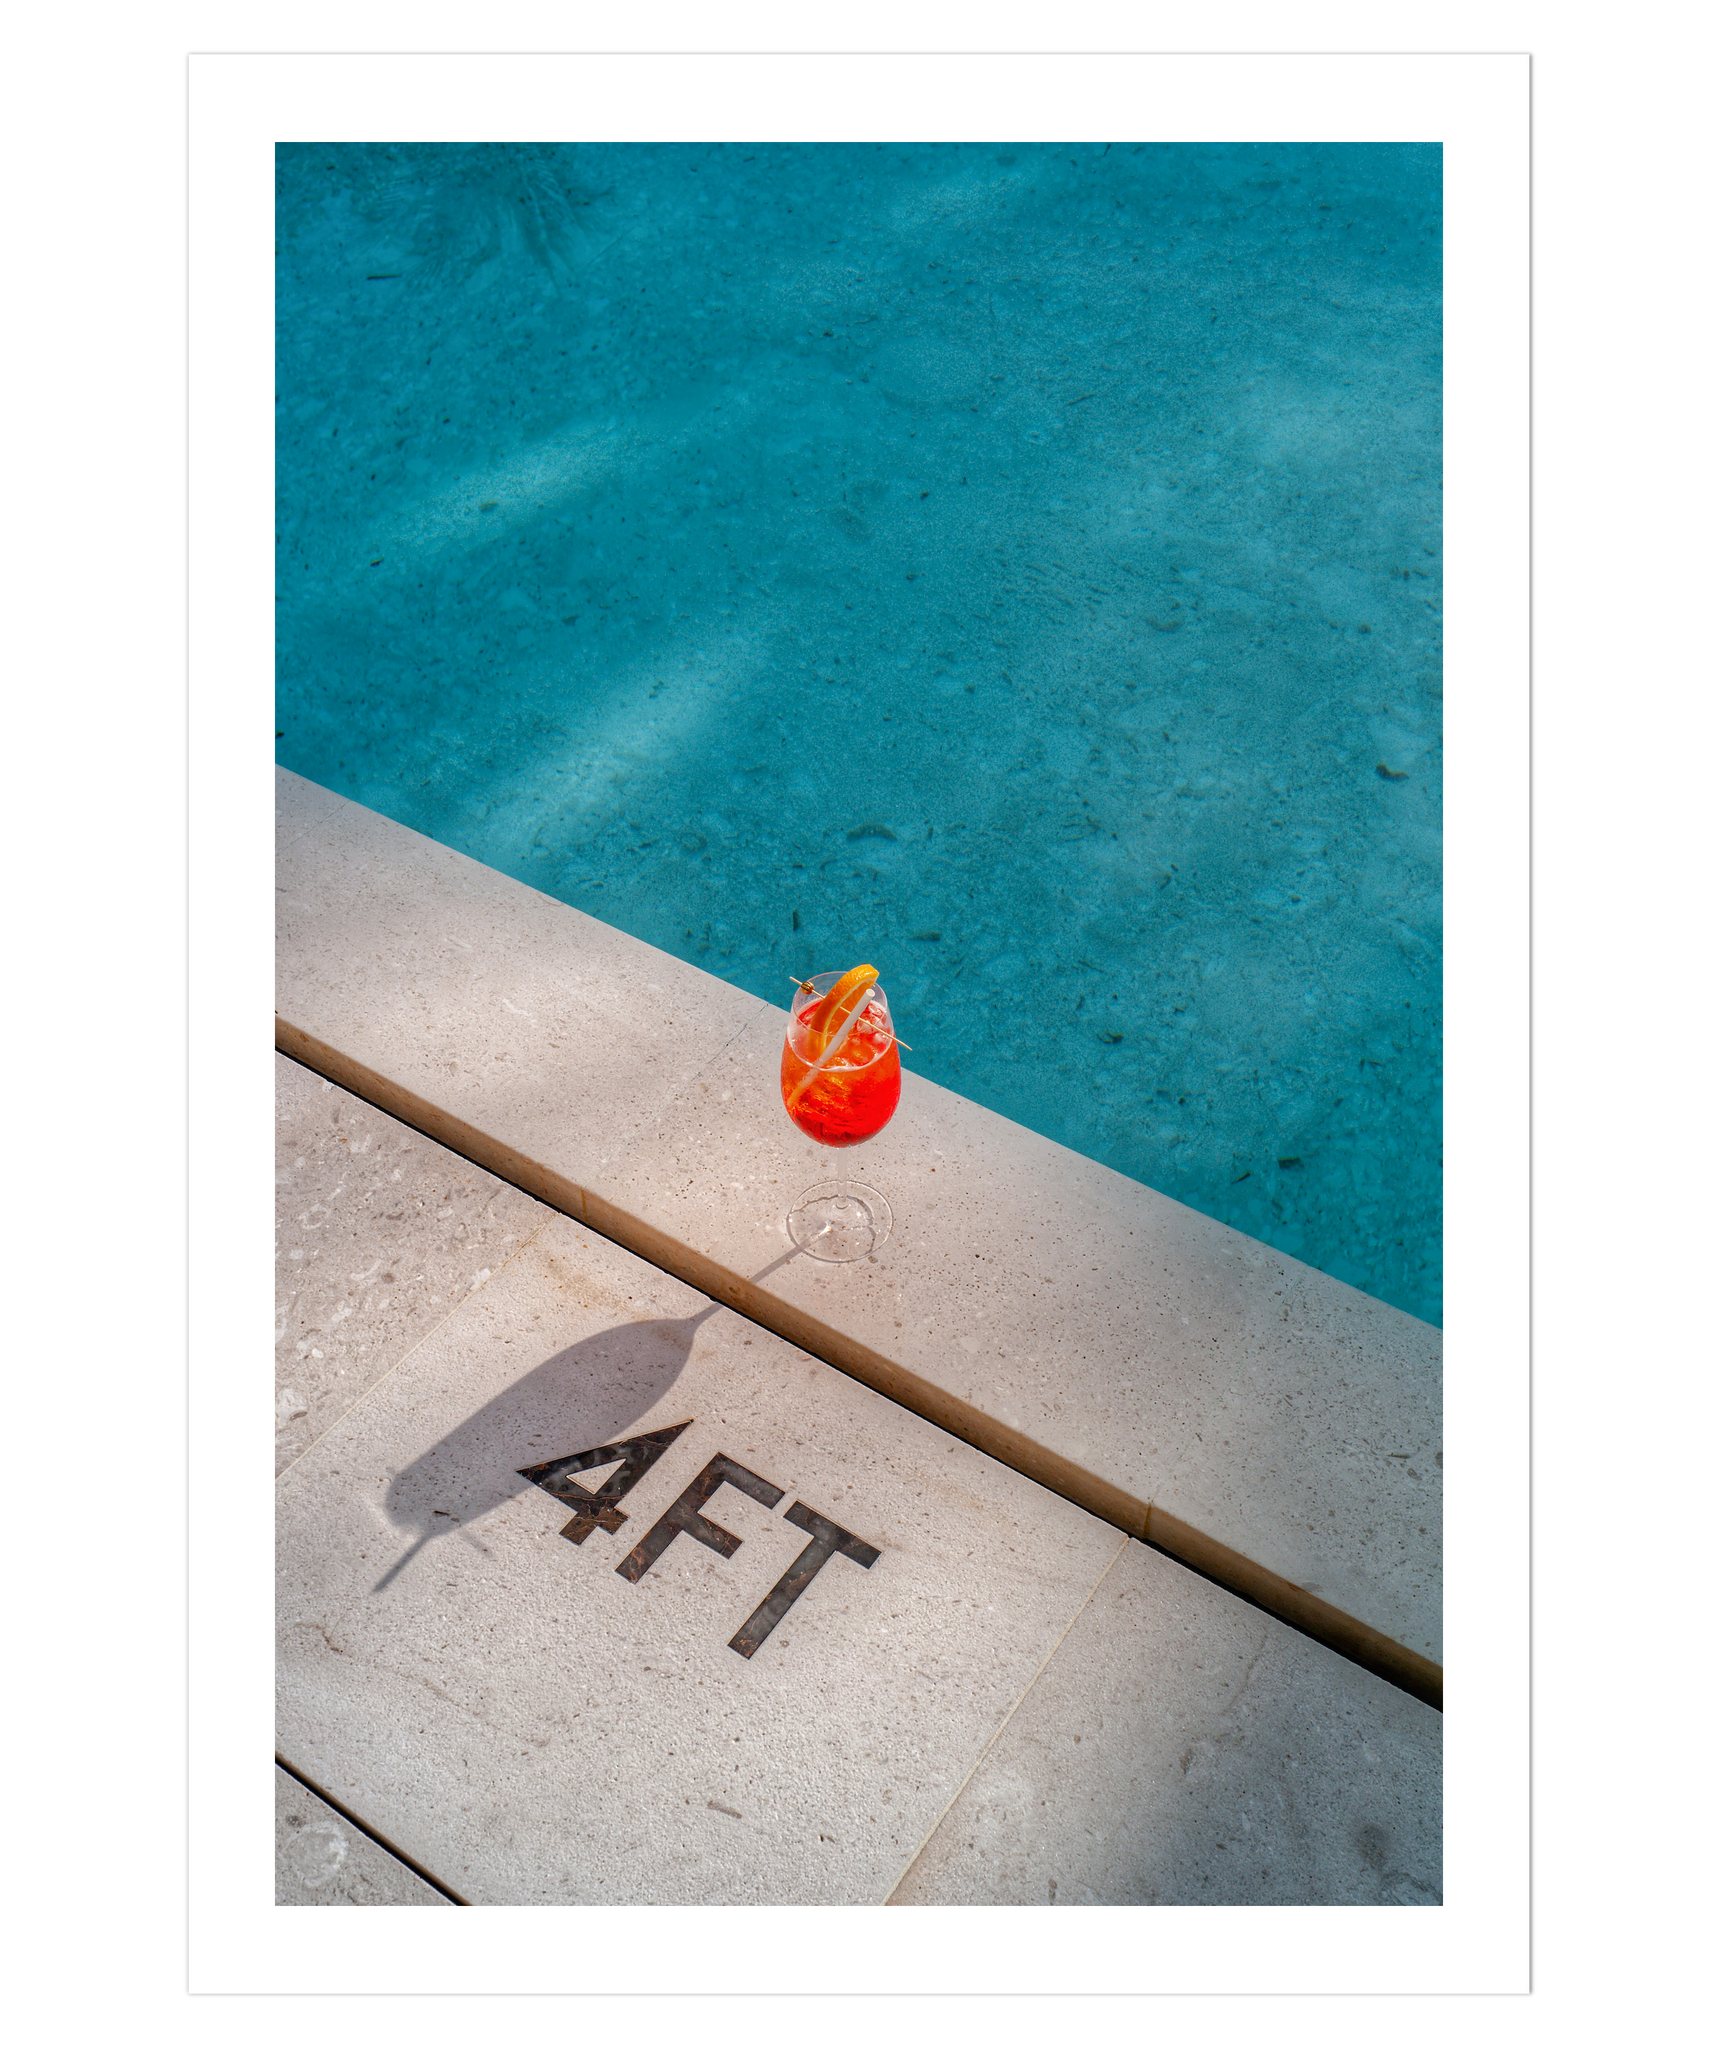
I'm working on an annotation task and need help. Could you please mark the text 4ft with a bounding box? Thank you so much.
[519,1422,879,1659]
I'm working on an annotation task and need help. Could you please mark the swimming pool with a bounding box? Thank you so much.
[275,141,1442,1325]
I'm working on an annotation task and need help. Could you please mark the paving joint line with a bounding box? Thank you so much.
[882,1529,1130,1906]
[274,1206,553,1487]
[275,1753,470,1905]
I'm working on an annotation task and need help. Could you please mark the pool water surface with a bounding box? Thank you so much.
[275,141,1442,1324]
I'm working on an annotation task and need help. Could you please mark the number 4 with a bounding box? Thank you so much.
[517,1421,693,1544]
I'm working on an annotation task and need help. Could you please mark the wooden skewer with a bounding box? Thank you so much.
[785,975,912,1050]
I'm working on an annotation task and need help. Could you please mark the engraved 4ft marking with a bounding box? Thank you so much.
[517,1421,691,1542]
[518,1426,879,1660]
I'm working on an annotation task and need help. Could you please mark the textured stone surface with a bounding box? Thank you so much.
[275,1766,452,1907]
[617,999,1441,1661]
[277,767,762,1182]
[888,1539,1441,1907]
[275,1054,548,1473]
[278,768,1439,1663]
[277,1209,1126,1906]
[276,1072,1440,1908]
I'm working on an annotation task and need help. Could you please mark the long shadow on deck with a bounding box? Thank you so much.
[372,1253,799,1590]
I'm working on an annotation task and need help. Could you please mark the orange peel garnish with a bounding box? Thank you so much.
[803,962,880,1041]
[785,964,889,1112]
[787,971,910,1049]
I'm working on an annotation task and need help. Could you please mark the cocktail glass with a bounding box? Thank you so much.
[780,969,901,1261]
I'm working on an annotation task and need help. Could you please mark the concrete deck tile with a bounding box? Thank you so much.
[276,1054,548,1472]
[276,1210,1126,1906]
[275,1766,453,1906]
[889,1539,1441,1907]
[277,770,1439,1680]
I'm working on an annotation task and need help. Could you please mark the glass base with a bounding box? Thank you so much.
[785,1181,893,1262]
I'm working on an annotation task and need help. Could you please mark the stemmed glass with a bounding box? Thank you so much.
[780,968,901,1261]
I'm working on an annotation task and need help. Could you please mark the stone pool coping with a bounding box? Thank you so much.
[277,767,1440,1707]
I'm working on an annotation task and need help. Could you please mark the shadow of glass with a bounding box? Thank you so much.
[372,1251,801,1592]
[372,1299,717,1592]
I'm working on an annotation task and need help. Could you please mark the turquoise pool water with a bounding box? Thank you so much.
[276,142,1442,1324]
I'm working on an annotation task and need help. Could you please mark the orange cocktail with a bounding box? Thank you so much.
[780,966,901,1261]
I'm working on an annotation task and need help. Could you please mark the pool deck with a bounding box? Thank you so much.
[275,766,1440,1906]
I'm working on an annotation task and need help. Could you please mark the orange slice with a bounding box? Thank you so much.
[804,962,880,1041]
